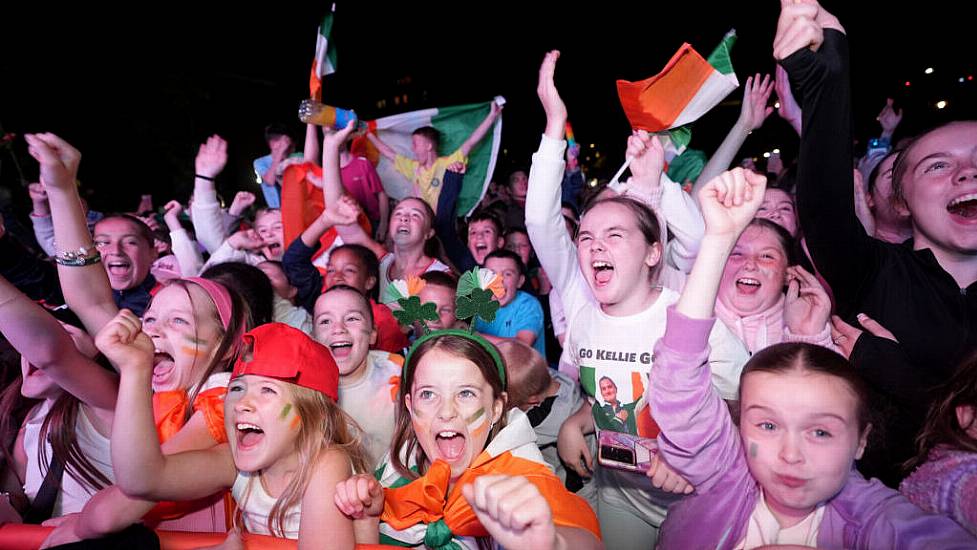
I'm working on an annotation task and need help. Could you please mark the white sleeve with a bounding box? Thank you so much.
[30,215,57,257]
[190,186,228,254]
[705,317,750,401]
[169,228,204,277]
[200,240,253,272]
[659,174,704,274]
[525,134,590,319]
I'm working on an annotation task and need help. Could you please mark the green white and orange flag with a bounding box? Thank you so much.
[350,99,504,216]
[616,29,738,133]
[309,4,337,101]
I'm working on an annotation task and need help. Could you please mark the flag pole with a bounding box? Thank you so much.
[609,155,633,186]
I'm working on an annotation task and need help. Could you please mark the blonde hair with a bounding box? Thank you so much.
[235,383,369,537]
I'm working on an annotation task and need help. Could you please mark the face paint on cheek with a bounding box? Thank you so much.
[467,407,488,439]
[279,403,292,420]
[749,441,759,459]
[180,335,209,359]
[289,414,301,431]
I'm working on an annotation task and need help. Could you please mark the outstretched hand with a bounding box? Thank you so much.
[739,73,775,131]
[537,50,567,139]
[195,135,228,179]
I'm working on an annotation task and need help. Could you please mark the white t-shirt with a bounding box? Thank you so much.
[23,400,114,517]
[338,351,403,469]
[526,134,749,525]
[232,471,301,539]
[735,491,825,549]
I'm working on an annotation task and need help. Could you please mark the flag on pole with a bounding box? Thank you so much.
[616,29,738,133]
[351,99,504,217]
[309,4,337,101]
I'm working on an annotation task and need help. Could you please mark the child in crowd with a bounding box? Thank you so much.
[313,285,403,467]
[901,353,977,536]
[476,250,546,358]
[648,159,975,547]
[104,320,367,547]
[527,51,748,549]
[0,275,117,520]
[334,330,601,549]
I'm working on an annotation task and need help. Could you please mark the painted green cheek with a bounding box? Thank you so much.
[279,403,293,420]
[749,441,758,458]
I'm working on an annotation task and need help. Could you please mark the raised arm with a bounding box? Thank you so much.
[190,135,231,254]
[525,51,590,315]
[0,274,117,412]
[365,132,397,162]
[458,102,503,157]
[694,73,774,195]
[322,123,359,208]
[25,133,117,335]
[651,168,766,492]
[163,201,204,277]
[304,123,321,164]
[777,2,875,315]
[97,310,235,501]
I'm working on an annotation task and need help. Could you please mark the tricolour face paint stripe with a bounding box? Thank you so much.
[290,414,301,431]
[467,407,488,439]
[279,403,293,420]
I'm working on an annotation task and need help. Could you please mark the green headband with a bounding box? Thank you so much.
[403,329,507,389]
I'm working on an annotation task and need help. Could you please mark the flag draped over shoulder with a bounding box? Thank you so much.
[351,100,503,217]
[616,30,738,134]
[309,4,337,101]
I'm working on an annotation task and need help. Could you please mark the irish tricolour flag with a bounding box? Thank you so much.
[353,98,503,217]
[616,29,738,133]
[309,4,337,101]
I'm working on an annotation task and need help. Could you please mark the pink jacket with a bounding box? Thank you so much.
[715,294,835,355]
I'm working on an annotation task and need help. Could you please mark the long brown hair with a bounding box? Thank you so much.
[161,280,250,424]
[389,334,509,481]
[38,393,112,492]
[235,384,369,538]
[906,352,977,472]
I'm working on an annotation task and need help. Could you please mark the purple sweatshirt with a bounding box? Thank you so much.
[648,306,977,549]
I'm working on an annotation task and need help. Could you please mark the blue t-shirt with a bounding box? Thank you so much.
[475,291,546,358]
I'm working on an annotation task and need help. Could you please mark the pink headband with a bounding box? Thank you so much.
[182,277,234,330]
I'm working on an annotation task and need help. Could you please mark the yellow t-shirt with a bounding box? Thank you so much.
[393,150,468,209]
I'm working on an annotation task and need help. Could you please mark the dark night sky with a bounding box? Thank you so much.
[1,2,973,213]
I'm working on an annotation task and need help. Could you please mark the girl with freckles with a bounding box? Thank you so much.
[334,331,601,549]
[648,164,975,548]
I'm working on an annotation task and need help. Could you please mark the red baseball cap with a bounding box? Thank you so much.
[231,323,338,401]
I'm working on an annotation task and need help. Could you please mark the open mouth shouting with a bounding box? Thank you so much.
[735,277,762,295]
[592,260,614,287]
[105,258,133,279]
[947,193,977,223]
[434,430,467,462]
[328,340,353,361]
[152,349,176,387]
[236,422,266,451]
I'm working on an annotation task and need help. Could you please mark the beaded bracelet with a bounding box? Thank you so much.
[54,245,102,267]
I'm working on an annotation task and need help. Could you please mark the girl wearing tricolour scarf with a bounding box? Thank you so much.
[335,330,601,549]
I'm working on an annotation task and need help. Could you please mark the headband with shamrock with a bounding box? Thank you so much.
[385,268,507,387]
